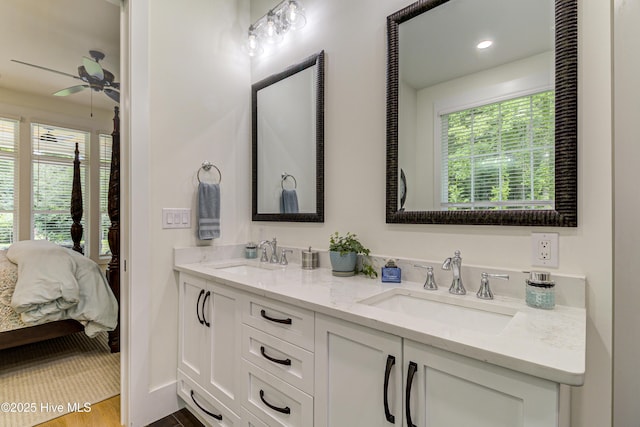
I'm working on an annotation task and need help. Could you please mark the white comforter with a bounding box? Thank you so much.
[6,240,118,337]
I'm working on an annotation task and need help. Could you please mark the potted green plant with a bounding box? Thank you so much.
[328,232,377,278]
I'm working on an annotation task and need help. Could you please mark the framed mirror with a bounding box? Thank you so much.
[252,51,325,222]
[386,0,577,226]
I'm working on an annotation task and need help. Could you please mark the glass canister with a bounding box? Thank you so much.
[245,242,258,259]
[525,271,555,309]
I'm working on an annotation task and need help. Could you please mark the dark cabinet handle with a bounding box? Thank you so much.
[202,291,211,327]
[383,355,396,423]
[406,362,418,427]
[190,390,222,421]
[259,389,291,415]
[260,309,292,325]
[196,289,205,325]
[261,346,292,366]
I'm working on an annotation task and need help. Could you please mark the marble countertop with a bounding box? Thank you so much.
[175,258,586,386]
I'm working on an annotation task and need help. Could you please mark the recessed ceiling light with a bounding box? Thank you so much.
[477,40,493,50]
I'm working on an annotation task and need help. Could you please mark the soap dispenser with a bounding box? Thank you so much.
[525,271,555,309]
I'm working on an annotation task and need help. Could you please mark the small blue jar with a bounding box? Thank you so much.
[245,242,257,259]
[525,271,555,309]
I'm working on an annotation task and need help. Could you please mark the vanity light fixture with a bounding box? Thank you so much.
[476,40,493,49]
[245,0,307,56]
[246,25,264,57]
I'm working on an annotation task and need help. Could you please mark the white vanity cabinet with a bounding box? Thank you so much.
[314,314,403,427]
[239,294,315,427]
[178,273,242,424]
[404,339,561,427]
[175,264,578,427]
[315,314,563,427]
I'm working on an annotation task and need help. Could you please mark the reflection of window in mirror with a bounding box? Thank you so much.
[437,90,554,211]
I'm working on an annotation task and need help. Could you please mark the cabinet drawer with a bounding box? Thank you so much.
[241,407,270,427]
[242,324,314,394]
[178,371,241,427]
[241,360,313,427]
[242,295,314,351]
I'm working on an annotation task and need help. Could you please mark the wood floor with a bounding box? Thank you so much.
[35,396,121,427]
[34,395,204,427]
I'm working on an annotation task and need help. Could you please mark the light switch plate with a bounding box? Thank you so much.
[162,208,191,229]
[531,232,559,268]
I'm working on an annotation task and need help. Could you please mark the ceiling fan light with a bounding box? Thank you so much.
[82,56,104,80]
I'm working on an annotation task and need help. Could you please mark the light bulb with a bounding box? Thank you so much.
[263,11,283,44]
[245,26,263,57]
[284,1,306,30]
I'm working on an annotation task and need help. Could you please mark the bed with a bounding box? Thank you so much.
[0,107,121,353]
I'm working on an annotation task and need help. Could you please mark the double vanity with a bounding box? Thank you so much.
[174,246,585,427]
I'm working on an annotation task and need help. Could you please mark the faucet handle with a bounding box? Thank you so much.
[280,249,293,265]
[414,264,438,290]
[260,246,269,262]
[477,272,509,300]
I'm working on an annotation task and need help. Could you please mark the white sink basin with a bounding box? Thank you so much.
[202,261,282,275]
[359,288,516,334]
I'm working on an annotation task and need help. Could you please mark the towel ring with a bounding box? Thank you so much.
[197,161,222,184]
[281,173,297,190]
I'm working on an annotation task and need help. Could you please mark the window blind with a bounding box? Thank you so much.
[0,118,18,249]
[99,133,112,256]
[32,123,88,248]
[440,91,555,210]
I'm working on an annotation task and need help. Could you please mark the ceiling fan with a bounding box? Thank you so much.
[11,50,119,103]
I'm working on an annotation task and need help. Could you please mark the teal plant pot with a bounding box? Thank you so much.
[329,251,357,276]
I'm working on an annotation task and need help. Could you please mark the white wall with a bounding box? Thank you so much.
[248,0,612,425]
[613,0,640,425]
[126,0,250,424]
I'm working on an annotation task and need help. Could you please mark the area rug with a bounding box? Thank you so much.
[0,332,120,427]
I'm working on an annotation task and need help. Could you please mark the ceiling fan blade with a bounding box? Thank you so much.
[11,60,81,80]
[82,56,104,80]
[104,88,120,103]
[53,85,89,96]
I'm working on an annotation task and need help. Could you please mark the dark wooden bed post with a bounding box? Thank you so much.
[106,106,120,353]
[71,143,83,254]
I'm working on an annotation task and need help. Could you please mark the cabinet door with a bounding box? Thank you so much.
[315,314,402,427]
[178,274,209,384]
[203,281,243,413]
[178,371,242,427]
[403,340,559,427]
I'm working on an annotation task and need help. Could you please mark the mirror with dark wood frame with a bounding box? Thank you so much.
[252,51,325,222]
[386,0,577,226]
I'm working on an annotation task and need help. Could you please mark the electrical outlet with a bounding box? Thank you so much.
[531,233,558,268]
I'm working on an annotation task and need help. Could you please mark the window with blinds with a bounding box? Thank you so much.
[32,123,88,248]
[440,91,555,210]
[0,118,18,249]
[99,133,112,257]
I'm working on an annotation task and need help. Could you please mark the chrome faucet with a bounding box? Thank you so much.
[269,237,279,263]
[280,249,293,265]
[477,272,509,300]
[258,240,272,262]
[259,238,280,263]
[442,250,466,295]
[414,264,438,290]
